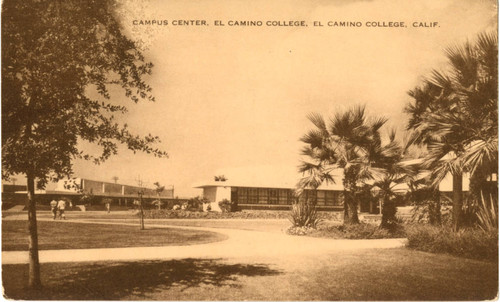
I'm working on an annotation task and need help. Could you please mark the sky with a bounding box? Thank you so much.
[29,0,498,196]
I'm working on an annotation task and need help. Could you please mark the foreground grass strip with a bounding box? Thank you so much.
[3,259,282,300]
[2,249,497,300]
[2,220,227,251]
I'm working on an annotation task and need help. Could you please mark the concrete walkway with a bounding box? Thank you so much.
[2,217,407,264]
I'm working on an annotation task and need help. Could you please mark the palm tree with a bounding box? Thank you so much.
[298,105,386,224]
[370,131,414,228]
[406,32,498,231]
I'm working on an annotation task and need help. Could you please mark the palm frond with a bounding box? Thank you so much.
[475,192,498,232]
[300,129,325,148]
[461,138,498,175]
[297,161,336,190]
[307,112,328,135]
[445,41,479,88]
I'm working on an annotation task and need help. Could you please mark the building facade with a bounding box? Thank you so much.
[2,178,175,208]
[194,181,345,212]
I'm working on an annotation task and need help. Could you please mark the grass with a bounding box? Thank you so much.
[3,248,497,300]
[118,218,342,233]
[140,219,295,233]
[2,220,227,251]
[4,211,140,220]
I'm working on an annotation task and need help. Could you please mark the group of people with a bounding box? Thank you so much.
[50,199,71,220]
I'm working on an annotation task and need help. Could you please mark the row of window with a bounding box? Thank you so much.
[235,187,343,206]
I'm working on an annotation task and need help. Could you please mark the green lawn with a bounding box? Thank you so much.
[3,248,497,300]
[2,220,227,250]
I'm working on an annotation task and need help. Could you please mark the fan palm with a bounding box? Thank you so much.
[406,32,498,231]
[370,131,415,228]
[298,105,386,224]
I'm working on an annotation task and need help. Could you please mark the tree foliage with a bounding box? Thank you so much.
[406,32,497,186]
[406,32,498,230]
[370,131,414,228]
[2,0,168,188]
[298,105,387,224]
[1,0,168,288]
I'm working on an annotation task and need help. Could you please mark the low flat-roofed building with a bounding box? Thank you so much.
[194,178,345,212]
[2,177,175,208]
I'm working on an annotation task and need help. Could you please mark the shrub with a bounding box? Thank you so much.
[218,199,233,213]
[79,192,98,206]
[325,223,405,239]
[142,209,340,220]
[286,226,315,236]
[475,193,498,232]
[186,196,210,212]
[411,199,452,224]
[151,199,163,210]
[287,223,406,238]
[406,224,498,261]
[289,201,320,228]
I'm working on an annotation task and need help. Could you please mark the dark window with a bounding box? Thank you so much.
[269,189,278,204]
[278,189,289,205]
[258,188,268,204]
[325,191,342,205]
[317,190,326,205]
[326,191,335,205]
[238,187,248,203]
[248,188,258,204]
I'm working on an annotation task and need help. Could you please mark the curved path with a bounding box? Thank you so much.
[2,217,407,264]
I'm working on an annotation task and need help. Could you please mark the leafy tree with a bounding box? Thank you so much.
[2,0,168,288]
[298,106,386,224]
[406,32,498,231]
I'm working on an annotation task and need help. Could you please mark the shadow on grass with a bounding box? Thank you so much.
[4,258,281,300]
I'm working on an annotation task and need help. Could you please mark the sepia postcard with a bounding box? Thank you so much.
[1,0,498,300]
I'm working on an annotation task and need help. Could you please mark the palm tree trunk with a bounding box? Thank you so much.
[27,172,41,289]
[452,172,463,231]
[344,191,360,224]
[343,174,360,224]
[380,195,396,229]
[429,189,441,225]
[343,190,349,221]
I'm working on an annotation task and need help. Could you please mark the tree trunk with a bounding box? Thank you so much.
[27,173,41,289]
[343,172,360,225]
[139,194,145,230]
[380,195,396,229]
[344,191,359,224]
[429,189,441,225]
[452,172,463,231]
[343,190,349,222]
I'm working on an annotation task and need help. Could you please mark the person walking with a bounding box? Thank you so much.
[50,199,58,220]
[57,199,67,220]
